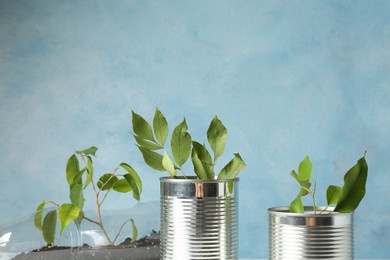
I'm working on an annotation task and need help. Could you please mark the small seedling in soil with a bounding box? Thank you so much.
[34,147,142,246]
[131,108,246,179]
[290,153,368,214]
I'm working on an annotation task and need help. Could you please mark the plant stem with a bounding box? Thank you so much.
[78,153,121,245]
[99,190,111,205]
[47,200,60,207]
[97,166,120,195]
[90,173,114,245]
[79,180,114,245]
[311,180,317,214]
[81,214,100,226]
[180,169,187,179]
[112,219,131,244]
[93,188,113,245]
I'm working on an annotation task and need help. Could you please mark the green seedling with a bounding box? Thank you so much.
[290,153,368,214]
[34,147,141,246]
[131,108,246,180]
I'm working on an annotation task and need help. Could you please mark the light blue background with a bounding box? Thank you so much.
[1,0,389,258]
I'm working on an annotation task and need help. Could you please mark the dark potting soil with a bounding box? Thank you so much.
[12,231,160,260]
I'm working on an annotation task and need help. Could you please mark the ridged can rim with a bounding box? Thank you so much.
[160,177,239,198]
[160,176,239,183]
[268,206,353,216]
[268,206,353,226]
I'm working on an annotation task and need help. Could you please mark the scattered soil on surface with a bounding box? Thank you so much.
[12,231,160,260]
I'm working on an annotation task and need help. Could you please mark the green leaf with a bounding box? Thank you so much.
[70,184,84,210]
[58,204,80,235]
[290,170,299,181]
[291,170,311,196]
[334,156,368,212]
[326,185,342,205]
[153,108,168,146]
[97,174,119,190]
[191,141,214,179]
[71,168,86,189]
[162,150,177,177]
[132,111,156,142]
[133,134,162,150]
[120,163,142,192]
[66,154,80,186]
[298,156,312,181]
[113,179,132,193]
[171,119,192,166]
[123,174,141,201]
[79,146,98,156]
[120,163,142,190]
[191,149,209,179]
[84,156,93,189]
[34,201,46,231]
[300,181,311,196]
[207,116,227,163]
[74,210,83,228]
[192,141,213,166]
[137,146,165,171]
[227,181,234,194]
[290,196,304,213]
[42,210,57,245]
[130,218,138,243]
[218,153,246,180]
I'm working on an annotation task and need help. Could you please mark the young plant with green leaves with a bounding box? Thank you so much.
[290,153,368,214]
[131,108,246,179]
[34,147,141,246]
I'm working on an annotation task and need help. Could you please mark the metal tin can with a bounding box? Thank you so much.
[160,177,239,260]
[268,206,353,260]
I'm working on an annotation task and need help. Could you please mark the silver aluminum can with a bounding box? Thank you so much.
[160,177,239,260]
[268,206,353,260]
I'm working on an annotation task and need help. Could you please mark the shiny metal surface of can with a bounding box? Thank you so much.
[268,206,353,260]
[160,177,239,260]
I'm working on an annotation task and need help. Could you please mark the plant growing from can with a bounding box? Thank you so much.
[289,153,368,213]
[131,107,246,180]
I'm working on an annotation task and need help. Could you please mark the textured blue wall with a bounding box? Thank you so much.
[1,0,389,258]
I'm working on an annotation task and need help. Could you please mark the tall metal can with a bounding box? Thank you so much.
[268,206,353,260]
[160,177,239,260]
